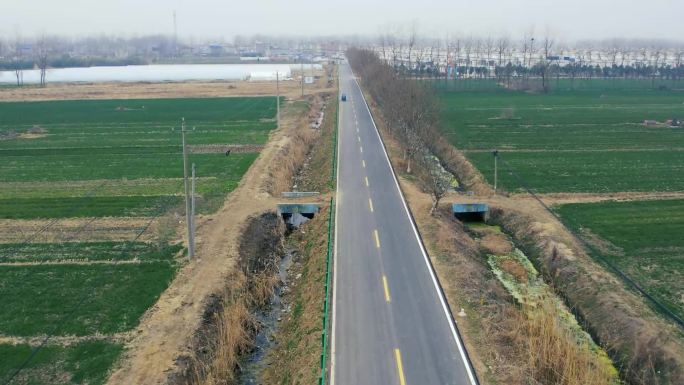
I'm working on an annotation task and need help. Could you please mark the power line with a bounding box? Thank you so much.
[495,153,684,330]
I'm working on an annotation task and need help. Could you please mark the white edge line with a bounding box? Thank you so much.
[352,68,478,385]
[329,66,342,385]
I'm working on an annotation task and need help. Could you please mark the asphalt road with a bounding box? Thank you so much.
[330,61,478,385]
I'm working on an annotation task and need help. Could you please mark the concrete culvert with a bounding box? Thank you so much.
[453,203,489,223]
[276,203,319,229]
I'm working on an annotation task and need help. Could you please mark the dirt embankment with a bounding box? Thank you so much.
[488,207,684,384]
[266,93,334,195]
[105,66,333,384]
[175,212,285,385]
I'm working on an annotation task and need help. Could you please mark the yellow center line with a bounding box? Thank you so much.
[365,176,369,187]
[368,197,374,212]
[394,349,407,385]
[362,159,366,168]
[374,229,380,248]
[382,275,391,302]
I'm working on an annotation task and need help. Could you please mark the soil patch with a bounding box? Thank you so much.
[480,232,513,255]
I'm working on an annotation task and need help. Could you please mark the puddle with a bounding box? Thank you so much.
[239,249,294,384]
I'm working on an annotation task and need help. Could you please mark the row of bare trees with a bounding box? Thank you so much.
[347,47,453,214]
[2,35,50,87]
[374,33,684,90]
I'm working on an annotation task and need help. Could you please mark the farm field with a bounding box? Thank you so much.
[556,199,684,321]
[438,86,684,193]
[0,97,274,218]
[0,96,277,384]
[0,342,123,385]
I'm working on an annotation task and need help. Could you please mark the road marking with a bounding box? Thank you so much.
[374,229,380,248]
[365,176,369,187]
[357,135,361,142]
[353,73,478,385]
[368,197,374,212]
[362,159,366,168]
[360,146,363,153]
[382,275,391,302]
[394,349,407,385]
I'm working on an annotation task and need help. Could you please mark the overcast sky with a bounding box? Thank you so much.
[1,0,682,42]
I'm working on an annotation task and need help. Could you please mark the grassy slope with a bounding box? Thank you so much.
[260,206,328,385]
[438,87,684,193]
[0,341,123,385]
[556,199,684,320]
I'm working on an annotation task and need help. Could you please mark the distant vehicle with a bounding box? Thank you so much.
[341,93,347,101]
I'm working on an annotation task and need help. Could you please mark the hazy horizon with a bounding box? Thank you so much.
[1,0,683,42]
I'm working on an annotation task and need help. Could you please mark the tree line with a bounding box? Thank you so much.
[375,33,684,92]
[347,47,454,214]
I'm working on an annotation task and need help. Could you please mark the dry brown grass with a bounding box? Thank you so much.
[267,95,329,195]
[490,207,684,384]
[190,274,256,385]
[184,212,284,385]
[0,78,333,102]
[514,300,616,385]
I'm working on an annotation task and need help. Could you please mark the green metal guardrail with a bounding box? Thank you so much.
[330,68,339,187]
[320,65,338,384]
[319,197,335,384]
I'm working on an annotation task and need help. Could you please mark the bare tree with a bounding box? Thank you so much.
[540,35,554,93]
[650,46,662,87]
[497,37,509,67]
[406,23,417,75]
[463,37,473,79]
[484,36,494,78]
[417,150,455,215]
[11,35,24,86]
[433,38,441,80]
[35,35,49,87]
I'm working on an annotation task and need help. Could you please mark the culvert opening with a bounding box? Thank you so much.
[277,203,320,229]
[453,203,489,223]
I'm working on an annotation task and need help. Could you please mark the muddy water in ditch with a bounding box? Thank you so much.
[239,249,294,384]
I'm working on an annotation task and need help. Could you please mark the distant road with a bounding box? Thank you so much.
[330,61,478,384]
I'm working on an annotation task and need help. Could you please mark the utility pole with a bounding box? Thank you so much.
[276,71,280,129]
[191,163,196,254]
[493,149,499,193]
[301,57,304,97]
[177,118,195,258]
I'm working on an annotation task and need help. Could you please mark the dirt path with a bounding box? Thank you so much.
[529,191,684,205]
[0,218,153,244]
[0,259,164,266]
[0,332,132,347]
[105,93,330,385]
[0,75,334,102]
